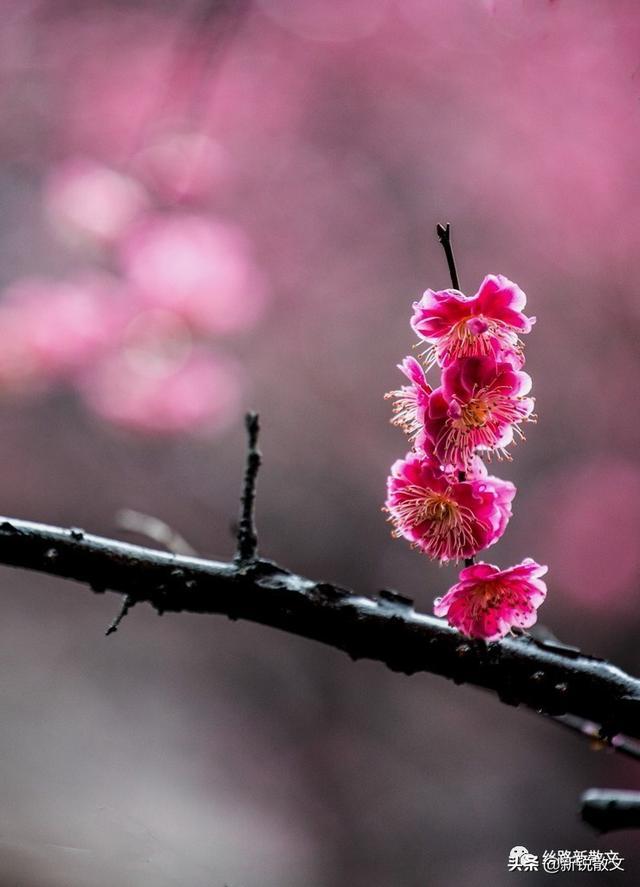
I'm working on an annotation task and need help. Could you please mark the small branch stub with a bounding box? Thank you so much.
[235,411,262,563]
[105,594,134,636]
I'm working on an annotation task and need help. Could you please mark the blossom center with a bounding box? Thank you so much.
[468,581,506,616]
[433,318,496,364]
[467,316,489,336]
[422,492,458,526]
[461,398,490,428]
[388,482,483,561]
[392,485,461,529]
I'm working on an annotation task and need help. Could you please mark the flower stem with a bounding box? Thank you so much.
[436,224,473,568]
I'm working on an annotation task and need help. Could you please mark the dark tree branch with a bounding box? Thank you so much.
[581,789,640,833]
[235,412,261,564]
[549,714,640,764]
[0,518,639,741]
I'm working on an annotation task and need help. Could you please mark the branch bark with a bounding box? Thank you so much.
[581,789,640,833]
[235,411,261,563]
[0,515,638,740]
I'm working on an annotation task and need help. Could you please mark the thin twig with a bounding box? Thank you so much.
[435,222,460,290]
[581,789,640,833]
[548,714,640,764]
[105,594,134,636]
[235,412,261,563]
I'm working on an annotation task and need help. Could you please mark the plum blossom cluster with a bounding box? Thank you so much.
[385,273,547,640]
[0,152,267,436]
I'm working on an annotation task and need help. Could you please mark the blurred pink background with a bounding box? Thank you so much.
[0,0,638,884]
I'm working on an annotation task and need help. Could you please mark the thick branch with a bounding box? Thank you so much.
[0,517,638,739]
[581,789,640,833]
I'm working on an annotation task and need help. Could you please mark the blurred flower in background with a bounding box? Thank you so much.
[0,149,266,433]
[44,159,148,247]
[0,272,130,391]
[120,212,265,335]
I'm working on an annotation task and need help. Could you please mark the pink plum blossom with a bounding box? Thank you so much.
[483,472,516,540]
[385,451,514,562]
[434,559,548,640]
[385,356,432,438]
[439,457,514,537]
[411,275,534,368]
[443,458,516,541]
[417,355,534,469]
[119,213,266,335]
